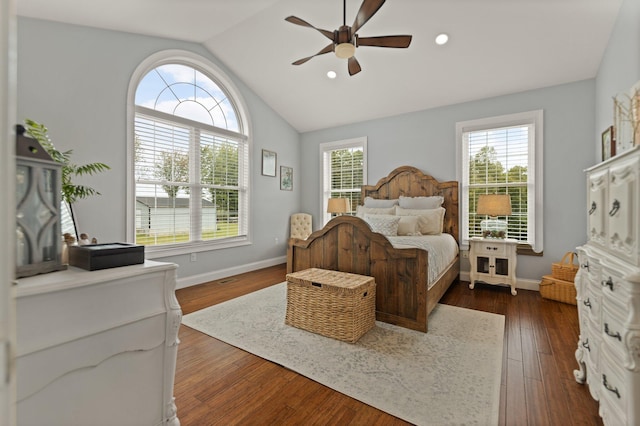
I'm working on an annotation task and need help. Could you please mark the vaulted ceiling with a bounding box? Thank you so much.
[17,0,623,132]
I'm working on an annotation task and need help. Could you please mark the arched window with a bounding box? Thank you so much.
[127,51,250,254]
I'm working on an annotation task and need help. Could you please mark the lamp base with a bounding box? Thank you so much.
[481,218,508,239]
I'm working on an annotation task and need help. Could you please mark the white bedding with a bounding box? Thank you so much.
[387,234,459,288]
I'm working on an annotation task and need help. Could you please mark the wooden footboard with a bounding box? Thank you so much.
[287,216,458,332]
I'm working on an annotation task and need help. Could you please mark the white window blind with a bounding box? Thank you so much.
[320,137,367,224]
[132,61,249,249]
[457,110,543,252]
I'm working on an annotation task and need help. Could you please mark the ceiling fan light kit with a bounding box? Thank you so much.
[335,42,356,59]
[285,0,412,76]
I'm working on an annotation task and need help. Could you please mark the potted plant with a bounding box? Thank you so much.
[22,119,110,243]
[23,119,110,205]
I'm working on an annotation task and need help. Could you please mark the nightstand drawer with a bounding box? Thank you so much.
[474,242,507,256]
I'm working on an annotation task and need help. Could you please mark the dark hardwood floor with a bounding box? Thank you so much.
[174,264,602,425]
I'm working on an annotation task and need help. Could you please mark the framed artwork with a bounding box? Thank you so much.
[601,126,615,161]
[280,166,293,191]
[261,149,277,177]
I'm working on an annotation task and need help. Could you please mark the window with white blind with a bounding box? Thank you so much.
[456,110,543,252]
[320,137,367,225]
[128,53,250,254]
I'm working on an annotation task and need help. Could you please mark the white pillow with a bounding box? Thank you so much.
[363,197,399,208]
[398,195,444,210]
[355,205,396,218]
[363,214,401,236]
[395,206,445,235]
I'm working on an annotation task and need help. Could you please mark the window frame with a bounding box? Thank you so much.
[126,50,252,258]
[319,137,368,225]
[456,110,543,253]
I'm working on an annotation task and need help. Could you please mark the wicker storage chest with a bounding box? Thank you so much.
[539,274,577,305]
[285,268,376,343]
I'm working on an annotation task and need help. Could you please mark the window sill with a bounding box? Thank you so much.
[517,244,543,256]
[144,237,251,259]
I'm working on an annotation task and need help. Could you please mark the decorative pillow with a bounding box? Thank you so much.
[395,206,446,235]
[363,214,401,236]
[396,215,421,236]
[398,195,444,210]
[363,197,399,208]
[355,205,396,218]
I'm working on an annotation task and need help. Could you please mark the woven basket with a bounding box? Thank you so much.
[551,252,579,282]
[285,268,376,343]
[540,275,576,305]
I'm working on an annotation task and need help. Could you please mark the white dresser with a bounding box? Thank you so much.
[15,260,182,426]
[574,146,640,426]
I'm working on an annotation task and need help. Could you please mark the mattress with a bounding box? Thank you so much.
[387,233,459,287]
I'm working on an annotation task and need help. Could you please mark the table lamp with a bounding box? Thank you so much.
[327,198,349,216]
[477,194,511,238]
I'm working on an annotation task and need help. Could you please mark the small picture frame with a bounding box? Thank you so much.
[261,149,277,177]
[280,166,293,191]
[601,126,615,161]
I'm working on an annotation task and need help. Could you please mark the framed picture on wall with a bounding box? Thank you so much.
[601,126,615,161]
[280,166,293,191]
[261,149,277,177]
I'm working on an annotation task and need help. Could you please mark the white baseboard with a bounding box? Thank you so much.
[459,271,540,292]
[176,255,287,290]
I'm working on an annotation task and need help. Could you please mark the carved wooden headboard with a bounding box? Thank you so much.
[360,166,459,243]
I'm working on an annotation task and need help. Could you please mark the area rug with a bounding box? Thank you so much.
[182,283,505,426]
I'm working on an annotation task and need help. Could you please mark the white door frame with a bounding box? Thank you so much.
[0,0,17,423]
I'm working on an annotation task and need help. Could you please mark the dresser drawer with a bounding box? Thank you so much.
[600,266,630,308]
[582,287,601,327]
[578,322,600,373]
[599,350,628,425]
[601,305,626,361]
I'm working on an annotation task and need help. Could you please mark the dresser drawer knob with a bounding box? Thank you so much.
[589,201,596,215]
[608,199,620,217]
[602,374,621,399]
[581,261,589,270]
[582,338,590,352]
[583,298,592,310]
[602,277,614,291]
[604,323,622,341]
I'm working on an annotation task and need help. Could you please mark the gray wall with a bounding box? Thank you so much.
[595,0,640,159]
[300,80,596,281]
[16,0,638,286]
[17,17,300,280]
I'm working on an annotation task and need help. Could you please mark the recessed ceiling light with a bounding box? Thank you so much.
[327,70,337,79]
[435,33,449,45]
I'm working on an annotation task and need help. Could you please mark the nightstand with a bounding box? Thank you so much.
[469,237,518,295]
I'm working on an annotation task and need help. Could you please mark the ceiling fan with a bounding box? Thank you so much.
[285,0,412,76]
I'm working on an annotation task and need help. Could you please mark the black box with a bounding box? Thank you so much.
[68,243,145,271]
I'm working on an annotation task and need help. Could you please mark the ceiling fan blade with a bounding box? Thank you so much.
[292,44,335,66]
[285,16,335,41]
[351,0,386,34]
[356,35,412,48]
[348,56,362,76]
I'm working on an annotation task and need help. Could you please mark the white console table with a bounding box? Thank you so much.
[15,260,181,426]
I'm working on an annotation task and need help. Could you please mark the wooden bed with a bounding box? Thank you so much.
[287,166,460,332]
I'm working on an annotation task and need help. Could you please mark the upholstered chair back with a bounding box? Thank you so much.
[290,213,312,240]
